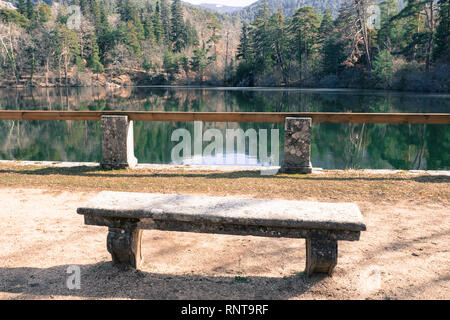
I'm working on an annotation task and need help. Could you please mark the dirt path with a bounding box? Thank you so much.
[0,187,448,300]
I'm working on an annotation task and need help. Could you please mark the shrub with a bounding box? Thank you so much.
[372,50,395,89]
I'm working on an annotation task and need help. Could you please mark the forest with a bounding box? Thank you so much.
[0,0,449,92]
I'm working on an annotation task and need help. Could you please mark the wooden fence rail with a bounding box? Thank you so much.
[0,111,449,124]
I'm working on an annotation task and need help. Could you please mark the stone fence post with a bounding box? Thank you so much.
[281,117,313,174]
[101,115,137,169]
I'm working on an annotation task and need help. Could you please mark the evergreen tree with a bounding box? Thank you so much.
[206,12,221,58]
[389,0,433,63]
[143,15,155,42]
[377,0,401,52]
[190,41,214,82]
[237,23,251,62]
[78,0,88,16]
[289,6,320,84]
[185,19,199,47]
[249,0,272,73]
[153,1,164,43]
[318,8,334,43]
[170,0,186,52]
[132,12,145,41]
[97,6,113,63]
[372,49,395,88]
[86,32,104,73]
[434,0,450,62]
[126,21,142,56]
[270,8,289,84]
[17,0,26,16]
[26,0,34,21]
[36,2,51,24]
[163,50,180,80]
[160,0,171,43]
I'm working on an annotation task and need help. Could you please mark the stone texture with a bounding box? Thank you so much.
[78,191,367,232]
[306,239,338,276]
[282,117,313,174]
[84,215,361,241]
[101,115,137,169]
[107,227,142,269]
[78,191,366,275]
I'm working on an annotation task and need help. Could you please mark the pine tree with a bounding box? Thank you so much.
[153,1,164,43]
[289,6,320,84]
[36,2,51,24]
[270,8,289,85]
[96,6,112,63]
[237,23,251,62]
[126,21,142,56]
[78,0,88,16]
[89,0,101,26]
[377,0,401,52]
[372,49,394,88]
[185,19,199,47]
[170,0,186,52]
[17,0,26,16]
[190,41,214,82]
[321,34,346,75]
[26,0,34,20]
[163,51,180,80]
[118,0,139,24]
[143,15,155,42]
[206,12,221,59]
[433,0,450,62]
[87,32,104,74]
[132,12,145,41]
[249,0,272,73]
[160,0,171,43]
[389,0,429,61]
[318,8,333,43]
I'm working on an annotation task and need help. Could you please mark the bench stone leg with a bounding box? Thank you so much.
[305,239,338,276]
[107,227,143,269]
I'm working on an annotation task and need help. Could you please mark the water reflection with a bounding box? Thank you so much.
[0,87,448,170]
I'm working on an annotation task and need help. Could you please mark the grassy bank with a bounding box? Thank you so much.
[0,163,448,205]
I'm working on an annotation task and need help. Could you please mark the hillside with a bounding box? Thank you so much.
[196,3,242,14]
[0,0,15,9]
[0,0,242,87]
[0,0,448,91]
[234,0,345,20]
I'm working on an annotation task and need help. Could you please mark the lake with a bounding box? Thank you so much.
[0,86,449,170]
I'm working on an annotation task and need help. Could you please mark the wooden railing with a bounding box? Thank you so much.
[0,111,449,124]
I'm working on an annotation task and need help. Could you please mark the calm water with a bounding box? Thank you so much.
[0,86,449,170]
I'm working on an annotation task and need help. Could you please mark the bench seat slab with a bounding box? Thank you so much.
[78,192,366,232]
[84,215,361,241]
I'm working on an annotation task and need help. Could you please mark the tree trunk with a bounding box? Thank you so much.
[45,57,49,87]
[425,2,434,72]
[355,0,372,77]
[224,31,229,82]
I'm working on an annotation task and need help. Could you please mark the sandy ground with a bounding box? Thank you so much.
[0,187,449,300]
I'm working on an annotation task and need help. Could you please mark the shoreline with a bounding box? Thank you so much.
[1,85,449,96]
[0,160,448,176]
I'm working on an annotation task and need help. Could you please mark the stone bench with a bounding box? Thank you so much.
[77,191,366,276]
